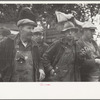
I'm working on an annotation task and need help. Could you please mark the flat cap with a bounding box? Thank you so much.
[17,18,37,27]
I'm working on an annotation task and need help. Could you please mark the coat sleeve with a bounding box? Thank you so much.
[76,40,96,68]
[43,40,60,73]
[83,40,100,67]
[83,59,96,67]
[35,46,44,71]
[39,43,49,71]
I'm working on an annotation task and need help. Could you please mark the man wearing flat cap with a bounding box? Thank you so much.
[32,26,49,81]
[76,21,100,81]
[0,7,45,82]
[32,26,49,57]
[43,21,81,81]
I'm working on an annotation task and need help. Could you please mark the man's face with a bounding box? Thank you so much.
[63,29,76,41]
[32,32,43,43]
[84,29,95,41]
[20,24,35,40]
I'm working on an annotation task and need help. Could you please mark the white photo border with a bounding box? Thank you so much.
[0,1,100,99]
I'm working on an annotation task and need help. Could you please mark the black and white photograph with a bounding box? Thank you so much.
[0,1,100,99]
[0,3,100,82]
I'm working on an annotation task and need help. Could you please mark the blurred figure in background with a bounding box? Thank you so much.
[0,27,11,41]
[33,26,49,57]
[32,26,49,81]
[77,21,100,82]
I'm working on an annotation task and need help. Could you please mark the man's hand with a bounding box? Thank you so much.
[95,58,100,64]
[39,69,45,81]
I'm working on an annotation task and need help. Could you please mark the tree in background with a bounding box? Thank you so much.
[0,4,100,28]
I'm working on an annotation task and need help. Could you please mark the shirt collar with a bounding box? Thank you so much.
[9,33,38,47]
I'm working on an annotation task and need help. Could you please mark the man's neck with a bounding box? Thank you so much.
[20,34,30,47]
[20,34,28,43]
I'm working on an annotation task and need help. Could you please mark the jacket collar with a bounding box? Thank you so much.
[8,33,38,47]
[61,37,75,47]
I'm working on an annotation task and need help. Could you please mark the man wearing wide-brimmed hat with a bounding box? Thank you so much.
[43,21,81,81]
[77,21,100,82]
[0,7,45,82]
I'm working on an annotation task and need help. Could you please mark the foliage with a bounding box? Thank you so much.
[0,4,100,28]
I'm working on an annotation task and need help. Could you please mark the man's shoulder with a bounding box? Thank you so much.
[50,39,62,47]
[76,38,85,49]
[8,34,18,40]
[47,39,63,50]
[53,38,62,44]
[0,34,16,45]
[76,38,83,44]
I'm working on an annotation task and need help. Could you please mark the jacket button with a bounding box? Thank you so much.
[25,56,28,60]
[17,50,19,53]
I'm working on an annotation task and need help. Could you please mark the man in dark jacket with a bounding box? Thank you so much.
[32,26,49,81]
[76,21,100,82]
[43,21,81,82]
[0,7,45,82]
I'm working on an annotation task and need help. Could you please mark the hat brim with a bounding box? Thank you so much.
[19,22,37,27]
[82,27,96,30]
[62,27,78,32]
[17,19,37,27]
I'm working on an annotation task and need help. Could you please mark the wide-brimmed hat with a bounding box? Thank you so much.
[82,21,97,30]
[17,7,37,27]
[62,21,78,32]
